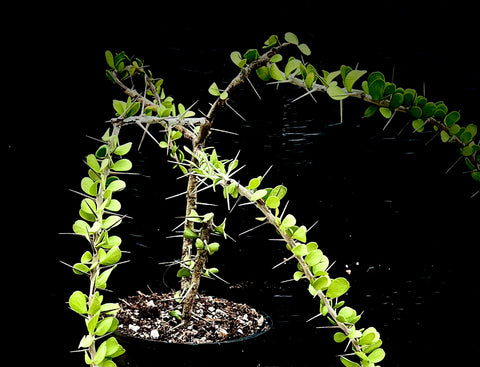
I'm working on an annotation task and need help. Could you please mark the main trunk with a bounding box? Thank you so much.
[181,220,212,324]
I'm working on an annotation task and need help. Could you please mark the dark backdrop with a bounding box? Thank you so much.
[7,1,478,366]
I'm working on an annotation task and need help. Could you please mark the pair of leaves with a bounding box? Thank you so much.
[362,71,385,101]
[208,82,228,100]
[284,32,311,56]
[113,97,141,118]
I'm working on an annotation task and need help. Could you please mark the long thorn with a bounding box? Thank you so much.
[225,101,246,121]
[238,221,268,237]
[246,76,261,100]
[271,255,295,270]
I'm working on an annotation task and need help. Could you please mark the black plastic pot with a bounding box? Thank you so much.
[115,312,273,367]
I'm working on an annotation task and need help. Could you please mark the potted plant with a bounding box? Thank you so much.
[64,32,478,367]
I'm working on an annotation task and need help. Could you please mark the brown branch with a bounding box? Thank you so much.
[196,42,295,146]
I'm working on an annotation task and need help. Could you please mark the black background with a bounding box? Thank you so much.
[6,1,478,366]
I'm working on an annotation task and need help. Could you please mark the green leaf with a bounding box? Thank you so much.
[298,43,311,56]
[207,242,220,254]
[293,271,304,281]
[368,78,385,100]
[106,179,126,192]
[247,177,262,190]
[285,58,301,78]
[445,111,460,127]
[87,154,101,173]
[114,142,132,156]
[95,316,118,336]
[93,340,107,365]
[81,198,97,215]
[379,107,392,119]
[99,245,122,265]
[402,88,416,107]
[312,276,330,291]
[270,54,283,63]
[96,266,116,289]
[344,69,367,92]
[73,220,90,237]
[390,92,404,109]
[334,332,347,343]
[251,189,268,202]
[305,71,316,89]
[292,244,308,256]
[412,119,425,133]
[368,348,386,363]
[105,50,115,69]
[269,63,285,81]
[270,185,288,200]
[112,100,126,116]
[440,130,451,142]
[281,214,296,229]
[265,195,281,209]
[214,218,227,239]
[409,106,423,119]
[103,337,125,358]
[111,159,132,172]
[422,101,436,118]
[363,105,378,118]
[243,49,259,62]
[292,225,307,242]
[461,145,474,156]
[69,291,88,314]
[96,145,108,159]
[102,215,122,230]
[220,91,228,100]
[183,227,198,239]
[106,198,121,212]
[359,327,380,345]
[327,85,349,100]
[340,356,361,367]
[305,249,323,266]
[177,268,192,277]
[326,277,350,298]
[285,32,299,45]
[256,66,271,81]
[208,82,220,96]
[230,51,246,68]
[263,34,278,49]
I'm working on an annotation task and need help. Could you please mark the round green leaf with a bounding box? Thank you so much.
[326,277,350,298]
[305,249,323,266]
[269,63,285,81]
[281,214,296,229]
[298,43,311,56]
[344,69,367,92]
[284,32,299,45]
[265,195,281,209]
[390,92,404,109]
[106,179,126,192]
[292,244,307,257]
[250,189,268,202]
[69,291,88,314]
[334,332,347,343]
[412,118,425,132]
[114,142,132,156]
[368,348,386,363]
[105,50,115,69]
[368,78,385,100]
[256,66,271,81]
[445,111,460,127]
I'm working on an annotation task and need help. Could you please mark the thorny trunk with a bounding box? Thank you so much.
[181,219,212,324]
[180,170,198,291]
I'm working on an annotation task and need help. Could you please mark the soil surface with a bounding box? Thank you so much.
[116,292,269,344]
